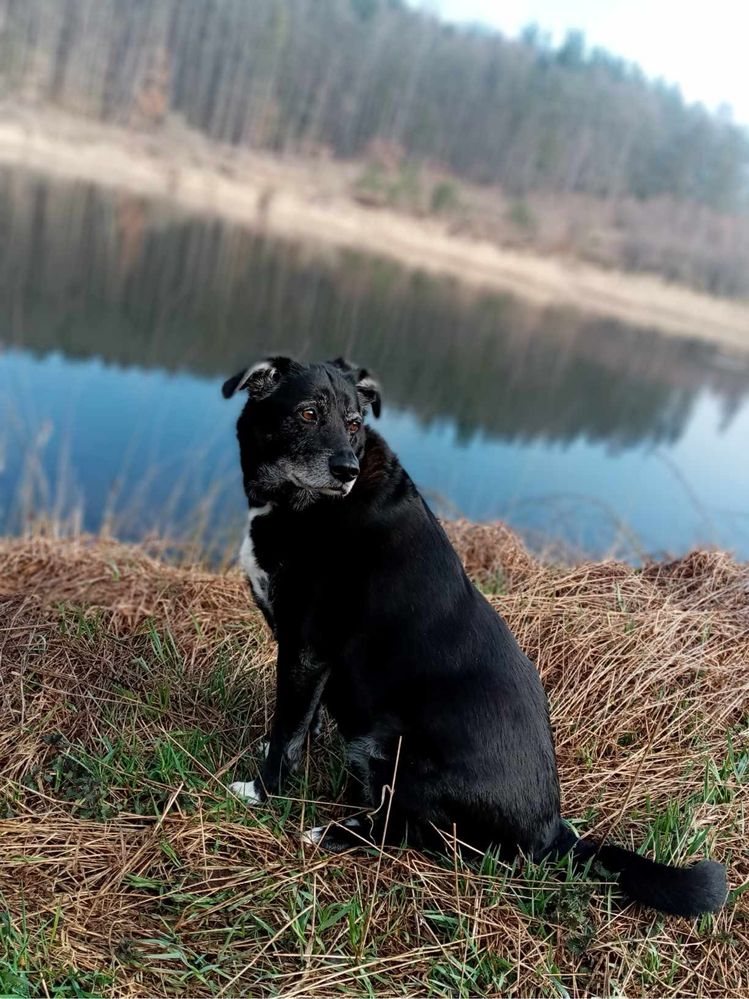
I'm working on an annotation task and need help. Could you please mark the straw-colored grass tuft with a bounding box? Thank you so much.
[0,526,747,997]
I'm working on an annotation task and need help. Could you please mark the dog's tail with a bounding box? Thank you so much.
[548,822,727,917]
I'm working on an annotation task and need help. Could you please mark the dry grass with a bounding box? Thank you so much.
[0,525,747,997]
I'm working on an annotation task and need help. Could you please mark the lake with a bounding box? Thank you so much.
[2,167,749,562]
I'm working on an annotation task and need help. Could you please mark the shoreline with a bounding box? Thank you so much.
[1,108,749,352]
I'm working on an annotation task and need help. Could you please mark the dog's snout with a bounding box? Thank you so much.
[329,451,359,483]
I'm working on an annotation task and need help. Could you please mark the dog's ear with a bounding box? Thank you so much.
[222,357,294,400]
[329,357,382,418]
[355,371,382,418]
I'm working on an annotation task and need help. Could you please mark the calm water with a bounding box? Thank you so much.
[2,168,749,561]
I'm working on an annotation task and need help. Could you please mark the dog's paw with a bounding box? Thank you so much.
[301,825,325,846]
[229,779,265,804]
[301,817,370,852]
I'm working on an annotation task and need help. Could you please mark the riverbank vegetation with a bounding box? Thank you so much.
[2,0,749,300]
[4,108,749,350]
[4,161,749,456]
[1,526,746,996]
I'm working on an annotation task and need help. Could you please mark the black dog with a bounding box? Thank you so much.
[223,356,726,917]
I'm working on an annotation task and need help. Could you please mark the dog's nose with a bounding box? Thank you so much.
[329,451,359,483]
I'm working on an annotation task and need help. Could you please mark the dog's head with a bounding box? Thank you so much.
[223,356,381,508]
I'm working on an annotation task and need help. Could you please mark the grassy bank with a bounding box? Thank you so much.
[2,107,749,350]
[1,526,747,997]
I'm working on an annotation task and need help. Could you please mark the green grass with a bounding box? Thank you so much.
[0,904,115,998]
[0,532,746,996]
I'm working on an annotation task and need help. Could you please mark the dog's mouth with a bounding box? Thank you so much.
[317,480,356,497]
[285,473,357,498]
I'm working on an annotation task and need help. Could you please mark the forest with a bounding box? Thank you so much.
[2,0,748,214]
[2,0,749,299]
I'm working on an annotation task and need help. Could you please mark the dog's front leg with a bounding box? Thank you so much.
[230,650,329,804]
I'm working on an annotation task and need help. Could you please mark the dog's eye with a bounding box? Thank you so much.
[300,408,317,423]
[347,418,362,434]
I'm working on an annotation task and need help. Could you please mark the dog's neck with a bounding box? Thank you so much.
[350,428,396,494]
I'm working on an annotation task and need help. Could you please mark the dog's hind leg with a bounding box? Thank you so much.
[302,759,414,853]
[301,807,409,852]
[302,816,375,852]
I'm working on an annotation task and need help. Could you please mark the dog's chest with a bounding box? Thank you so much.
[239,505,343,628]
[239,504,275,614]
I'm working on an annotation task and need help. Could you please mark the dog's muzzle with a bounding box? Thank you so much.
[329,450,359,484]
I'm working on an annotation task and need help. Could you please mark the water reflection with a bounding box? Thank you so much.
[2,169,749,559]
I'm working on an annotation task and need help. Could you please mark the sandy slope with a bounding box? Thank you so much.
[2,108,749,351]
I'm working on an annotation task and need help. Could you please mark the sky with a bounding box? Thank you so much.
[427,0,749,125]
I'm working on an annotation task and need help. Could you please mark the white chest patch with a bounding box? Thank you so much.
[239,504,273,613]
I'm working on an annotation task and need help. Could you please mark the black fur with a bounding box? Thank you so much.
[224,357,727,918]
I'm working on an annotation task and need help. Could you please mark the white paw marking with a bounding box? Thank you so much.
[302,825,324,845]
[229,779,263,804]
[261,740,270,759]
[239,505,273,614]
